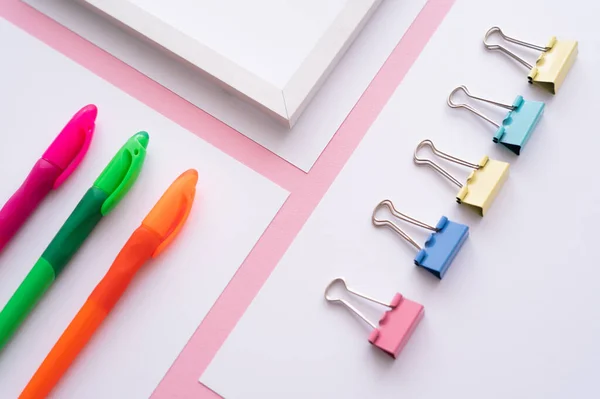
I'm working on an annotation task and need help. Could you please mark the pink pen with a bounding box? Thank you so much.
[0,105,97,253]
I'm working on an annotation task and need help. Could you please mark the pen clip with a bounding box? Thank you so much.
[143,169,198,258]
[96,131,149,215]
[43,105,97,189]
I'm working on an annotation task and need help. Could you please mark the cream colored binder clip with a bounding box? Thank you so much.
[484,27,578,94]
[414,140,509,216]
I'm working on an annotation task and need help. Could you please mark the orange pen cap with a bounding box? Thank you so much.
[143,168,198,257]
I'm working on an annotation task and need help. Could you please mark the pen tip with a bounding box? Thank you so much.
[181,169,198,184]
[134,131,150,149]
[81,104,98,121]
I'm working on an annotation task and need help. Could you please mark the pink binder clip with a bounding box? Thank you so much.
[324,278,424,358]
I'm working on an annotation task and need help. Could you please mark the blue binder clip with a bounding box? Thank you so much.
[448,85,544,155]
[372,200,469,279]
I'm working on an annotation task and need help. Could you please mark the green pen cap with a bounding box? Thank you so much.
[94,131,149,215]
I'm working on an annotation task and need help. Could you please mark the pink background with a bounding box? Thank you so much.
[0,0,455,396]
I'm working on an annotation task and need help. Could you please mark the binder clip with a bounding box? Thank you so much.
[372,200,469,279]
[414,140,509,216]
[448,85,544,155]
[484,26,578,94]
[324,278,423,358]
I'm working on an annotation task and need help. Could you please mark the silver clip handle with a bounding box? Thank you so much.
[324,278,390,329]
[414,140,480,188]
[448,85,515,129]
[372,200,437,251]
[484,27,550,70]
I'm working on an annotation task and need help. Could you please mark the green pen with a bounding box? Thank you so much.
[0,131,149,350]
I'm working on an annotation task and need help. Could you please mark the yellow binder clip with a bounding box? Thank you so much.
[484,27,578,94]
[414,140,509,216]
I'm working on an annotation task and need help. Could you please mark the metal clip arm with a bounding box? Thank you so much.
[483,26,550,70]
[372,200,437,251]
[325,278,390,329]
[448,85,515,128]
[413,140,480,188]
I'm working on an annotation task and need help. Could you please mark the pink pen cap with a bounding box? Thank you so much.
[325,278,424,359]
[0,105,97,253]
[42,104,97,188]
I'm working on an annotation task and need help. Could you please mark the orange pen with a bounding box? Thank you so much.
[20,169,198,399]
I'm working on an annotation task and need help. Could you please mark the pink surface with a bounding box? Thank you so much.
[1,0,455,397]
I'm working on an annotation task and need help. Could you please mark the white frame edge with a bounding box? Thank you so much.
[79,0,382,128]
[283,0,383,126]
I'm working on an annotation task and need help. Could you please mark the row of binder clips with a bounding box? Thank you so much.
[324,27,578,359]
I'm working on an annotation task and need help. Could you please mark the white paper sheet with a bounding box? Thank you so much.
[200,0,600,398]
[23,0,428,171]
[0,19,288,399]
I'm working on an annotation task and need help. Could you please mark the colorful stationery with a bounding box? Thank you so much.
[0,132,149,350]
[372,199,469,279]
[484,26,578,94]
[324,278,423,359]
[447,86,544,155]
[0,105,97,253]
[19,169,197,399]
[413,140,509,216]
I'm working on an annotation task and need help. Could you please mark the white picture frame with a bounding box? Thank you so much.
[79,0,383,127]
